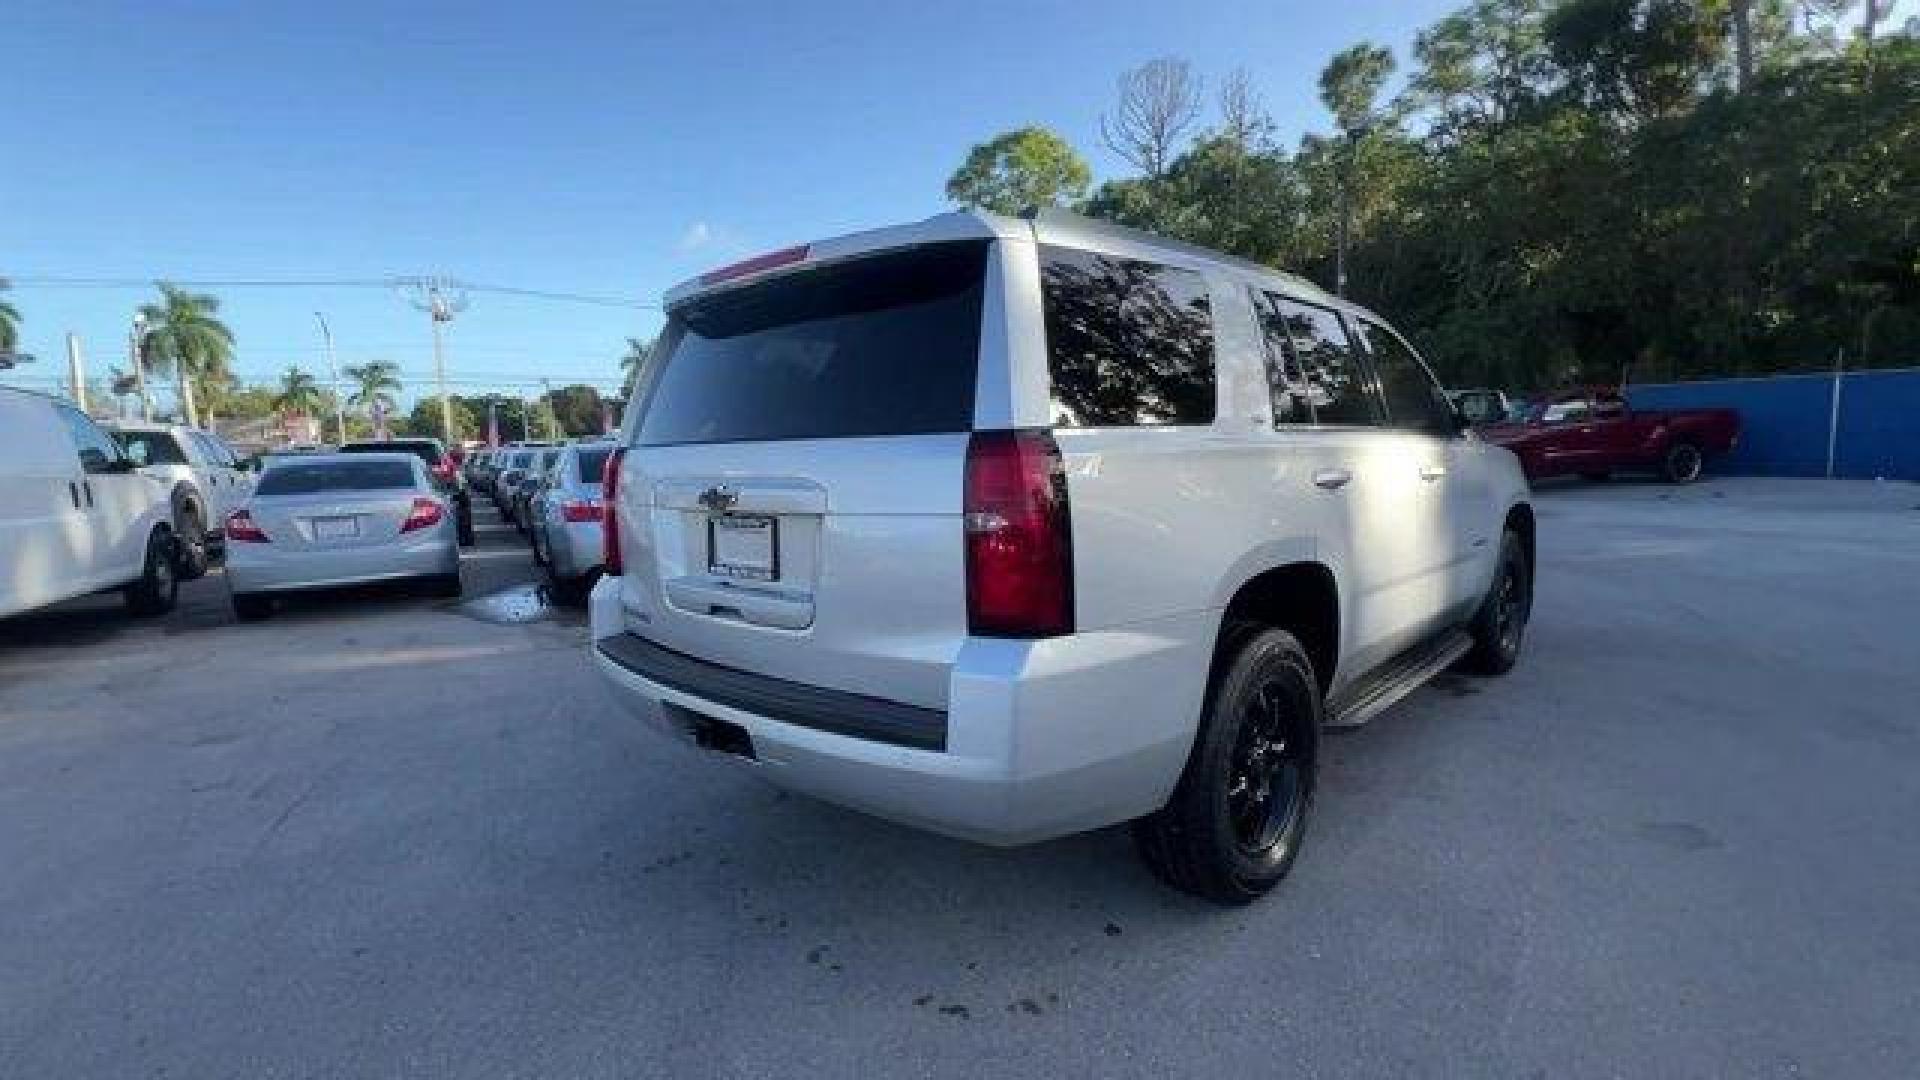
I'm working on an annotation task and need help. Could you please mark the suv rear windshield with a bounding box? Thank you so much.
[257,459,418,495]
[638,240,989,446]
[340,440,444,467]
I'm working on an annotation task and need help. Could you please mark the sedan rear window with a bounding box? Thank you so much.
[638,240,988,446]
[340,440,444,467]
[257,460,418,495]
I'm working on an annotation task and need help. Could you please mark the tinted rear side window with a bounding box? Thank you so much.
[1039,246,1215,427]
[257,460,418,495]
[115,431,189,466]
[1273,299,1380,426]
[639,240,989,446]
[575,446,612,484]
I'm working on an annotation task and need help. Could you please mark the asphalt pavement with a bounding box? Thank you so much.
[2,478,1917,1078]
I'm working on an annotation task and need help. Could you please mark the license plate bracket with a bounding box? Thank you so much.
[313,516,359,541]
[707,515,778,581]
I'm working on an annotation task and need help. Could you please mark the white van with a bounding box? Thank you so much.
[1,387,181,620]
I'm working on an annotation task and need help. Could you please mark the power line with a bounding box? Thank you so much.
[7,275,660,309]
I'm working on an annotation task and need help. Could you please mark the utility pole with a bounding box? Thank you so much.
[66,334,88,413]
[397,278,470,445]
[130,313,152,421]
[314,312,346,444]
[541,378,560,439]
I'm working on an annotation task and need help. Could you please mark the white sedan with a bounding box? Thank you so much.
[224,453,462,620]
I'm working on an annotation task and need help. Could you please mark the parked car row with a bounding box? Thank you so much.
[466,439,611,602]
[1,394,476,627]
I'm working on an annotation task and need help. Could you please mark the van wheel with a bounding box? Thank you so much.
[1466,530,1531,676]
[1662,442,1703,483]
[232,593,274,621]
[1133,624,1319,905]
[125,528,179,617]
[174,506,210,580]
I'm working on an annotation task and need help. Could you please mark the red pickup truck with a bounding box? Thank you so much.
[1480,390,1740,483]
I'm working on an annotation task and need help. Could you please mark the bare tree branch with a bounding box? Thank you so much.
[1100,57,1203,178]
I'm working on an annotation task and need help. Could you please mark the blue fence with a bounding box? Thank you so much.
[1626,368,1920,481]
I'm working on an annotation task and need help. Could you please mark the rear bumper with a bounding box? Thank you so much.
[226,535,459,594]
[588,576,1213,846]
[548,520,603,581]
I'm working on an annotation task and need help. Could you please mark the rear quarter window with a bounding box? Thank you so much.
[638,240,989,446]
[1039,246,1216,427]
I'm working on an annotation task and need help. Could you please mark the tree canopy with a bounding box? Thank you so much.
[946,126,1093,215]
[950,1,1919,390]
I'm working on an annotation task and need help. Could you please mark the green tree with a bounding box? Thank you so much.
[342,360,402,421]
[946,127,1092,215]
[542,383,607,436]
[619,335,654,391]
[139,282,235,429]
[0,277,20,355]
[274,366,324,417]
[1320,43,1398,132]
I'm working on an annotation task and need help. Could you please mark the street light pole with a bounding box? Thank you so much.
[130,313,152,421]
[314,312,346,444]
[540,378,559,439]
[397,278,469,446]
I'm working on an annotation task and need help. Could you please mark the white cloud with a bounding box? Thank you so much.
[676,221,713,252]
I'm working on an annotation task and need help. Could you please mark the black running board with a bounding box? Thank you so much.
[1326,630,1472,728]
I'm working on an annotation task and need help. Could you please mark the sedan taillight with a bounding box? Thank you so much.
[225,509,270,543]
[560,498,603,523]
[400,497,445,533]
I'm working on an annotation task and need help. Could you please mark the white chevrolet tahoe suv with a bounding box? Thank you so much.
[590,210,1534,904]
[110,422,255,579]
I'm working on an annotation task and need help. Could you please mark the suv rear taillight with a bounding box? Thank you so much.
[602,447,627,575]
[225,509,269,543]
[964,430,1073,637]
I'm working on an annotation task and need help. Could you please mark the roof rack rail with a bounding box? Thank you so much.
[1020,206,1330,300]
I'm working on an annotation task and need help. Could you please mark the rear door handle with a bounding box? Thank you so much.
[69,482,82,509]
[1312,468,1352,490]
[1418,465,1447,481]
[83,481,94,507]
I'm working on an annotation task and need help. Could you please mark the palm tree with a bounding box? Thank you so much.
[139,282,234,428]
[0,277,21,356]
[342,360,402,425]
[619,335,654,391]
[274,365,324,417]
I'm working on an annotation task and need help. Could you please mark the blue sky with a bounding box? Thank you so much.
[0,0,1630,404]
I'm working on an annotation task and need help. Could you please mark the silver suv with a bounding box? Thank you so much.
[110,422,255,579]
[590,210,1534,903]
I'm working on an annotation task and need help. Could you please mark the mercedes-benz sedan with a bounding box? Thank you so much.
[224,453,462,619]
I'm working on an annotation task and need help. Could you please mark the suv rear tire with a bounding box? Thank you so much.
[1465,530,1531,676]
[1134,623,1319,905]
[125,528,179,617]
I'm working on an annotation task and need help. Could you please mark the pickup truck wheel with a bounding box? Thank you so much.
[125,528,179,617]
[1662,442,1703,484]
[1133,624,1319,905]
[173,506,210,581]
[1466,530,1531,677]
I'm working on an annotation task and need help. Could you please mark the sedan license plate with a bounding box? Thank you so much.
[313,516,360,541]
[708,515,777,581]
